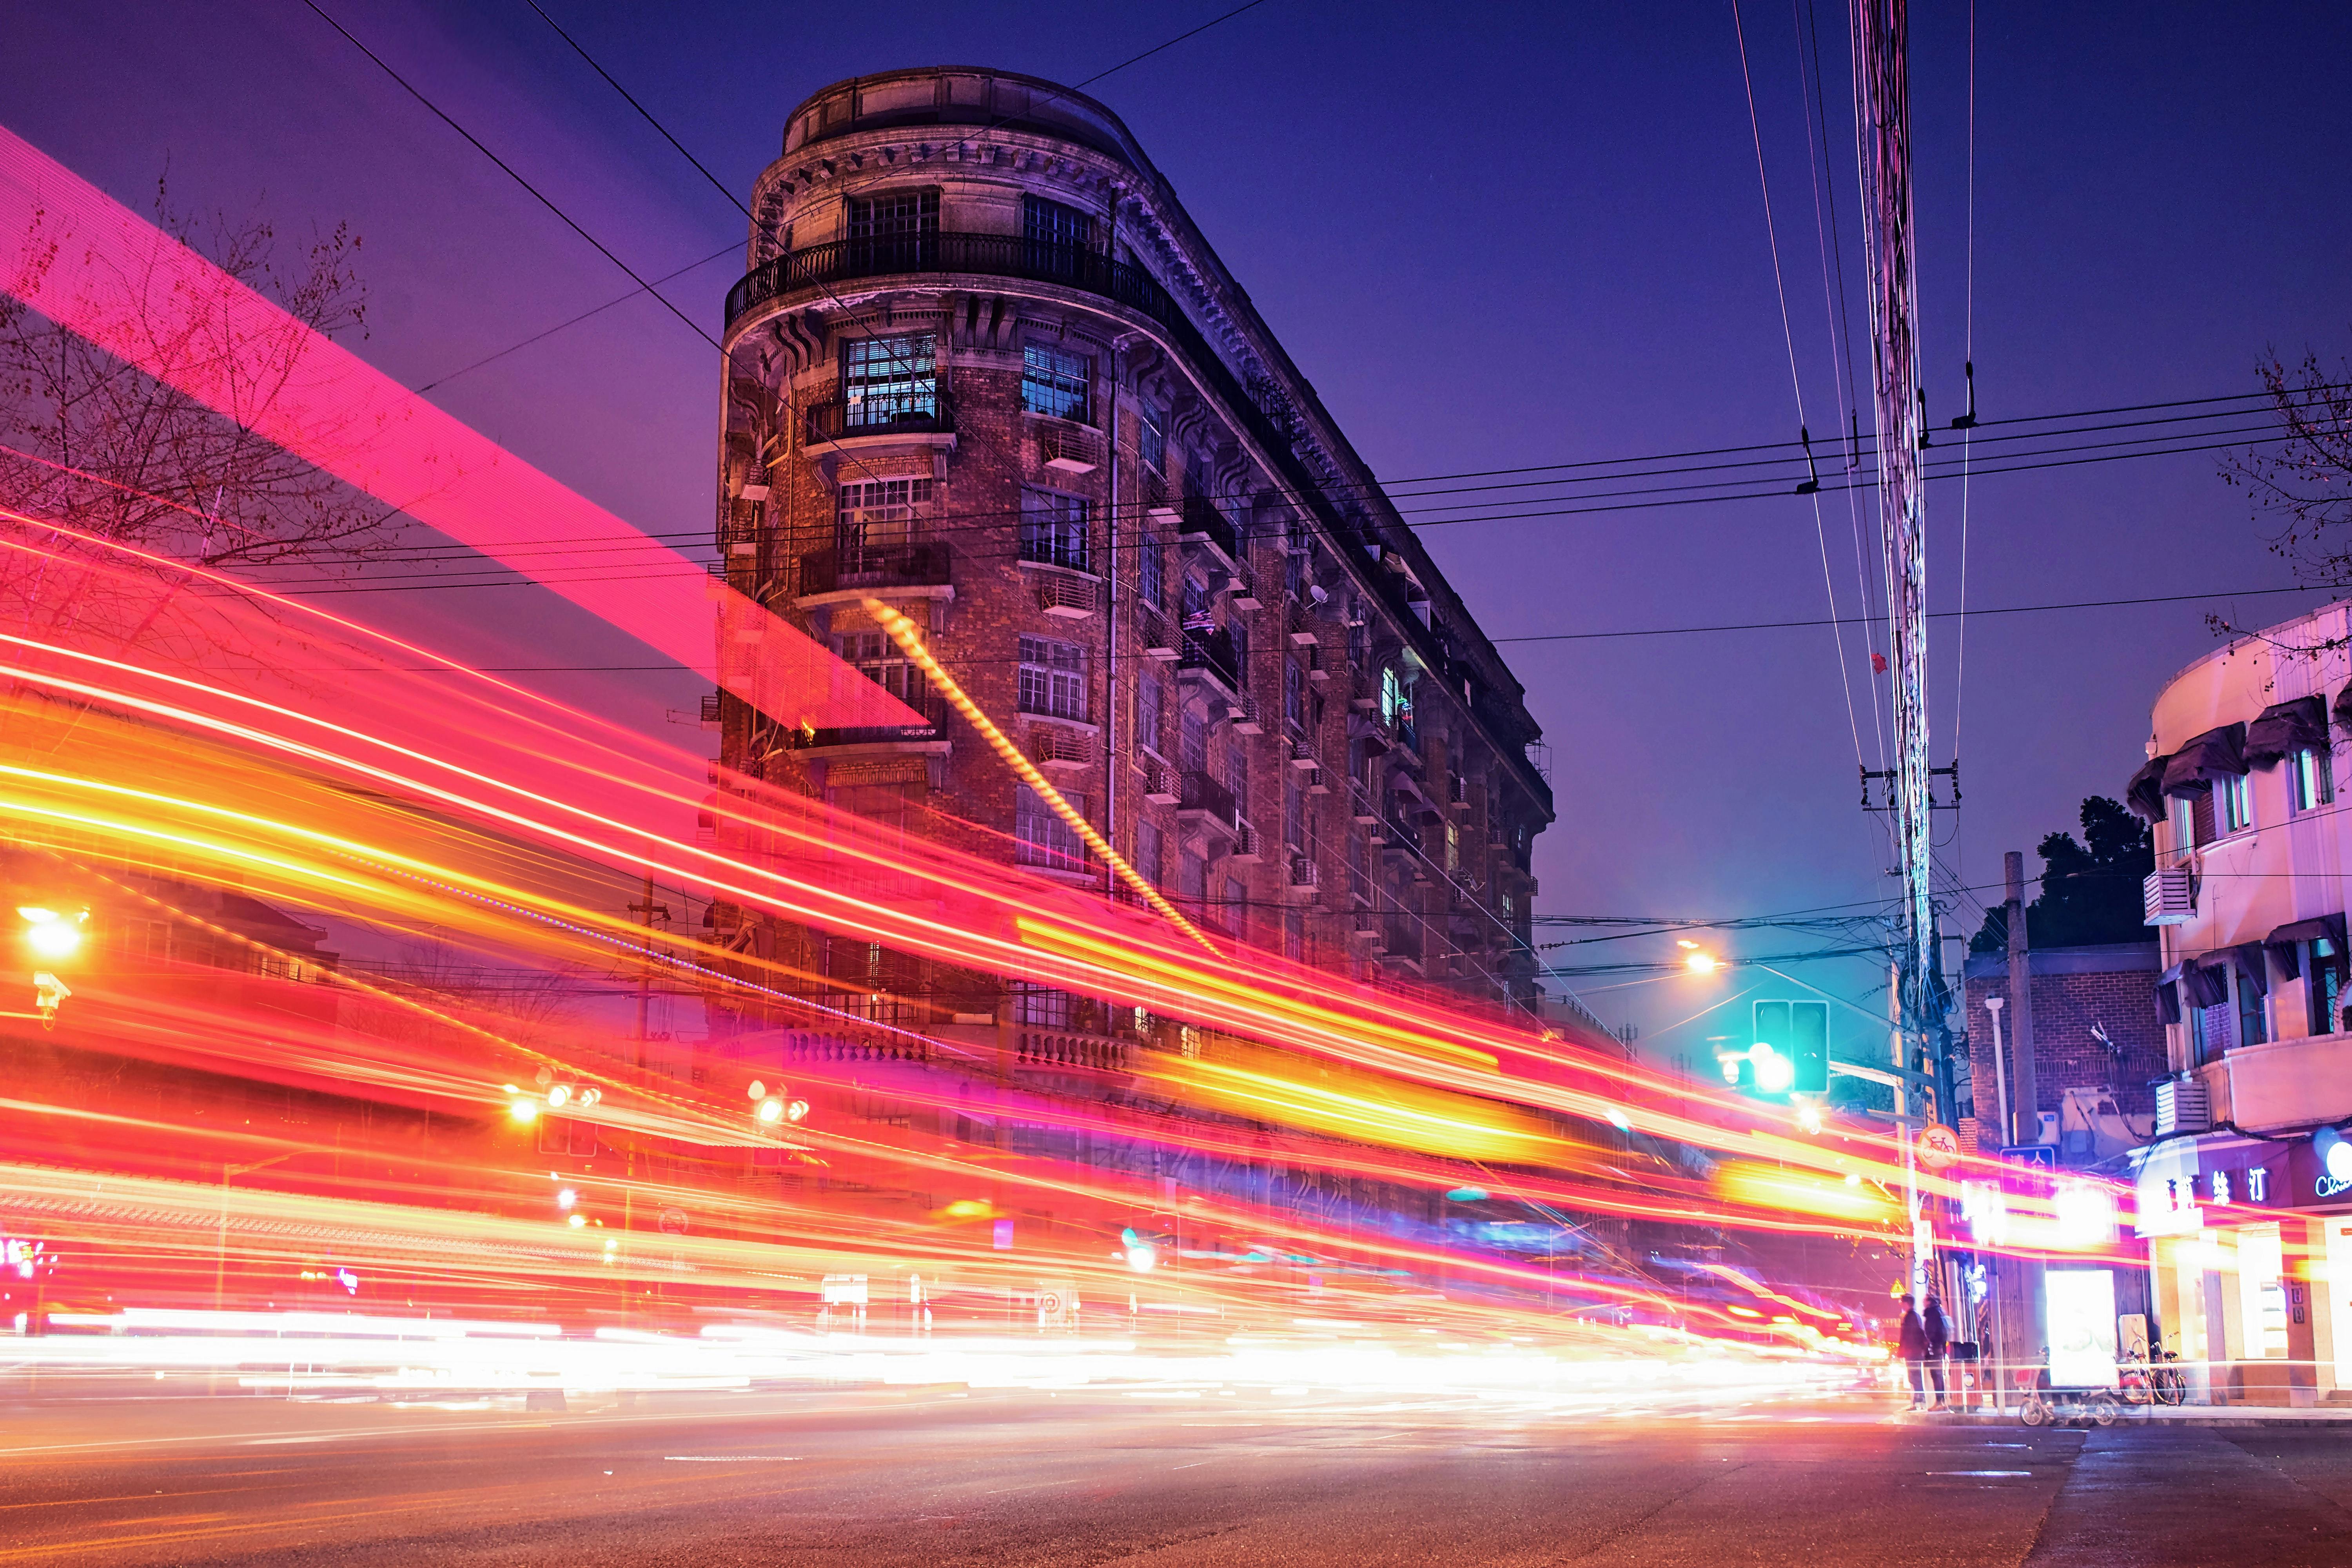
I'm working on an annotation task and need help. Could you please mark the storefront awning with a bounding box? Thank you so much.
[2125,754,2171,822]
[2245,695,2328,764]
[2267,913,2349,980]
[2181,962,2230,1010]
[2153,976,2182,1026]
[2160,724,2247,798]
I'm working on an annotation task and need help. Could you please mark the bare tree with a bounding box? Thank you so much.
[0,174,397,577]
[2222,345,2352,586]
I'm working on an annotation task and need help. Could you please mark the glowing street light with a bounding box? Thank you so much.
[1677,940,1720,975]
[17,906,84,960]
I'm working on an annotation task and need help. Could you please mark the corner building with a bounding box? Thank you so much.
[712,69,1553,1009]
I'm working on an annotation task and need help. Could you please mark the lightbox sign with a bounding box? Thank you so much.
[2046,1269,2119,1389]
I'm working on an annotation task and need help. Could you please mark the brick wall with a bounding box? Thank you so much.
[1960,945,2165,1151]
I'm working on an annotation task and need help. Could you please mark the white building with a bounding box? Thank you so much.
[2128,597,2352,1404]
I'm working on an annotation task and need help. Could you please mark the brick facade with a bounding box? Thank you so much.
[1958,943,2164,1153]
[710,68,1554,1023]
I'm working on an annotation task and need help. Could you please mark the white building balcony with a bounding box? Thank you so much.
[2197,1030,2352,1134]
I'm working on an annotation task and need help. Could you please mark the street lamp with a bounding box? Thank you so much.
[1678,940,1719,974]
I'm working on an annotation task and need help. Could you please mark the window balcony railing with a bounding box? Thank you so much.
[807,391,955,444]
[1019,537,1092,574]
[778,689,946,751]
[1176,628,1240,695]
[1176,770,1240,835]
[1176,495,1240,564]
[798,542,951,597]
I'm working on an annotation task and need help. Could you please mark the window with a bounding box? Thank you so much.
[1011,981,1072,1027]
[1380,666,1402,726]
[1445,821,1460,873]
[841,334,936,428]
[1018,635,1088,721]
[1284,779,1306,851]
[1024,194,1093,248]
[1137,672,1165,755]
[1135,818,1163,887]
[1284,658,1307,732]
[835,477,934,552]
[1222,876,1247,933]
[1225,742,1249,823]
[1283,909,1305,964]
[833,630,928,708]
[1180,574,1210,630]
[1020,487,1091,571]
[2219,772,2253,835]
[847,189,938,241]
[1348,830,1369,903]
[1179,848,1206,902]
[2309,938,2345,1038]
[2295,747,2336,813]
[2188,999,2210,1063]
[1139,401,1167,474]
[1022,342,1091,423]
[1180,710,1207,774]
[2236,964,2267,1049]
[1138,533,1165,611]
[1015,784,1088,872]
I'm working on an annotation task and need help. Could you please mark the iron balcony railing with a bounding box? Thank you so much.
[1176,495,1240,562]
[807,391,955,443]
[798,542,951,597]
[1176,769,1240,833]
[779,688,946,751]
[1176,628,1240,694]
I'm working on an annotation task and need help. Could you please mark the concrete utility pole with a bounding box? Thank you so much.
[2003,849,2036,1147]
[1853,0,1938,1101]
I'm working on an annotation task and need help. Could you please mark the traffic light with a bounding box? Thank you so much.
[1744,1000,1831,1098]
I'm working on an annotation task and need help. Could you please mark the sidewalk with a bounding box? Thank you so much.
[1896,1402,2352,1427]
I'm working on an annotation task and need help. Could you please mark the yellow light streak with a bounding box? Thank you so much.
[862,599,1217,954]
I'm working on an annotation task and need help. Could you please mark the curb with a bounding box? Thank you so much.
[1895,1408,2352,1428]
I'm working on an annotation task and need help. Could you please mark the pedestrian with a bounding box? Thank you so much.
[1895,1293,1929,1410]
[1921,1291,1950,1411]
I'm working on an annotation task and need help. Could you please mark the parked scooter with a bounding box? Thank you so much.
[2014,1350,2122,1427]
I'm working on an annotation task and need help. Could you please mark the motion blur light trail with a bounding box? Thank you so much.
[0,124,2148,1404]
[0,123,909,736]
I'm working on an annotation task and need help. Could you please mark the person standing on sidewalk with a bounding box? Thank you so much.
[1921,1291,1951,1410]
[1896,1294,1930,1410]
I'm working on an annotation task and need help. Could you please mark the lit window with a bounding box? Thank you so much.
[1022,343,1091,423]
[840,334,935,428]
[1017,635,1088,721]
[1380,666,1402,726]
[1019,487,1090,571]
[2294,746,2336,812]
[832,630,928,708]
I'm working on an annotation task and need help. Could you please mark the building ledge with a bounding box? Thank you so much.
[796,584,956,612]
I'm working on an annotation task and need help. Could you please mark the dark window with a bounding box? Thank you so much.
[1020,487,1091,571]
[1024,194,1094,248]
[1137,672,1165,755]
[1018,635,1089,721]
[1284,779,1305,851]
[1015,785,1088,872]
[2236,967,2268,1049]
[841,334,936,428]
[1284,658,1307,732]
[835,477,933,552]
[847,189,938,240]
[1022,342,1091,423]
[1135,818,1163,887]
[833,629,928,708]
[1139,401,1167,474]
[2309,940,2345,1038]
[1180,710,1207,774]
[1138,534,1165,611]
[1225,742,1248,824]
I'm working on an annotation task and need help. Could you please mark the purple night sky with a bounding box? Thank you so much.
[7,0,2349,1060]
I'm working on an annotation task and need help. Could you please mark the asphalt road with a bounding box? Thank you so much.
[4,1388,2350,1566]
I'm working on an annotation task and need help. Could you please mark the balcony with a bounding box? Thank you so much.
[1035,421,1102,474]
[1226,691,1263,734]
[1015,1029,1131,1076]
[1031,726,1093,772]
[1140,755,1180,804]
[1138,604,1180,660]
[2199,1032,2352,1134]
[1177,629,1241,699]
[1381,912,1424,964]
[806,392,956,448]
[1229,820,1264,864]
[1176,770,1240,838]
[1035,572,1099,619]
[797,542,953,604]
[1176,496,1240,567]
[777,689,948,758]
[1285,855,1319,900]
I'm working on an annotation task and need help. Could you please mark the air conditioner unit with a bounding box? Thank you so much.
[2144,867,2196,925]
[2155,1076,2211,1137]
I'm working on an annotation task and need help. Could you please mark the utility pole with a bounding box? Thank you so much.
[2003,849,2036,1147]
[1853,0,1939,1113]
[628,872,670,1070]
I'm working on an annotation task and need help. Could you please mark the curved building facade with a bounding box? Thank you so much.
[711,68,1553,1005]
